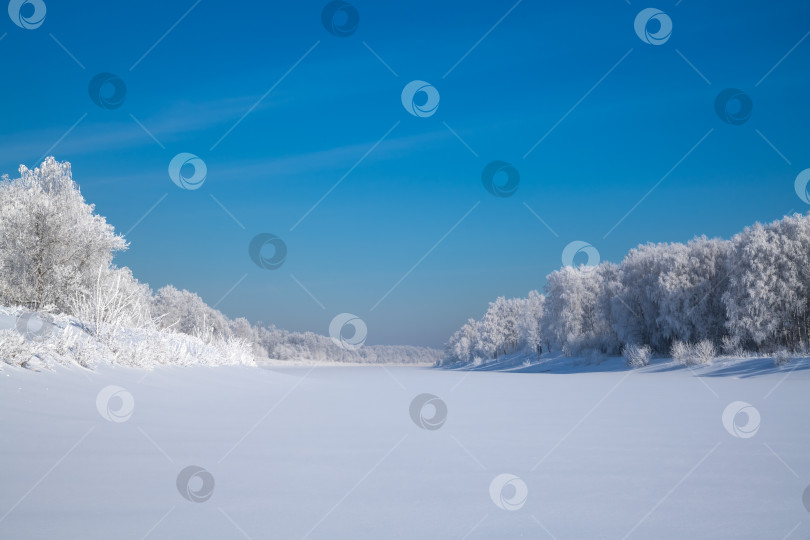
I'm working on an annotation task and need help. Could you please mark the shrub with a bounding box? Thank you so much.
[623,344,651,368]
[671,341,692,365]
[71,266,154,342]
[672,340,715,366]
[693,340,716,365]
[0,306,255,370]
[0,329,40,367]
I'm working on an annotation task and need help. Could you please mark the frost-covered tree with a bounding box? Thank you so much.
[151,285,232,338]
[0,157,126,311]
[443,292,547,364]
[723,214,810,351]
[446,318,479,364]
[657,236,730,346]
[611,243,682,352]
[476,297,522,358]
[518,290,544,357]
[254,323,440,364]
[543,263,619,355]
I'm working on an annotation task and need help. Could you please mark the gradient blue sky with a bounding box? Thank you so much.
[1,0,808,346]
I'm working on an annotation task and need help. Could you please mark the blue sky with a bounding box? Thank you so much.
[1,0,808,346]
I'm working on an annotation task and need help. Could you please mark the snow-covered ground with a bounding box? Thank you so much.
[1,360,808,539]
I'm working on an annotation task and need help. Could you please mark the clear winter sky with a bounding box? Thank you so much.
[0,0,808,346]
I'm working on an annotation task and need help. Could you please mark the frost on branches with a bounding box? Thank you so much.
[0,158,126,312]
[444,214,810,366]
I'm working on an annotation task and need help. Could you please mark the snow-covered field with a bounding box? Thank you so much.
[1,360,808,539]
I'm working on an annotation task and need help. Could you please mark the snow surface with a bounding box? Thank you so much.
[1,360,809,539]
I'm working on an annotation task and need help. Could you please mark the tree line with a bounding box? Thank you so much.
[444,213,810,366]
[0,158,439,366]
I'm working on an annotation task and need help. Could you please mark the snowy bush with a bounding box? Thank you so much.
[0,305,255,370]
[693,340,716,365]
[71,266,154,341]
[0,329,41,367]
[53,325,99,368]
[670,341,691,365]
[623,344,651,368]
[672,340,715,366]
[109,329,254,368]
